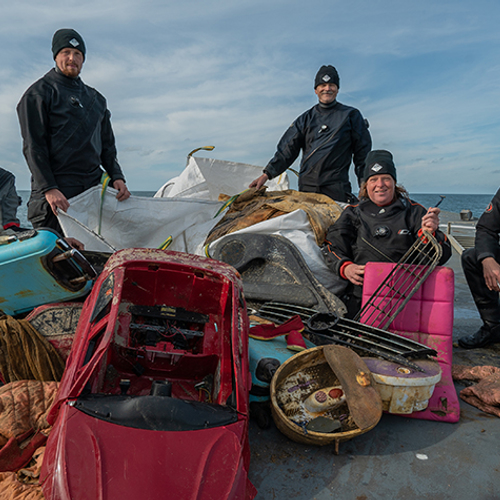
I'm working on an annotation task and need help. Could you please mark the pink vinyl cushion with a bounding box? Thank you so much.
[361,262,459,423]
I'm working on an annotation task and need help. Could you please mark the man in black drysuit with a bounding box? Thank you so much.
[17,28,130,233]
[459,190,500,348]
[249,65,371,203]
[0,167,27,233]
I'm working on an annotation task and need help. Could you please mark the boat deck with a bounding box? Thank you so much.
[248,211,500,500]
[440,210,477,255]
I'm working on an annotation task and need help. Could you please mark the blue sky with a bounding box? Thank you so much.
[1,0,500,194]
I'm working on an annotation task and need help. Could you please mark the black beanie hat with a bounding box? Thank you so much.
[363,150,397,183]
[52,29,86,60]
[314,65,340,89]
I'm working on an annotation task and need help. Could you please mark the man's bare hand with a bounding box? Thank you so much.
[344,263,365,286]
[65,237,85,251]
[421,207,440,233]
[113,179,131,201]
[249,173,269,190]
[482,257,500,292]
[45,188,70,216]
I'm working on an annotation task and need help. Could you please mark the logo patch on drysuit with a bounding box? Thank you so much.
[373,225,391,238]
[69,38,80,48]
[398,229,411,235]
[486,203,493,213]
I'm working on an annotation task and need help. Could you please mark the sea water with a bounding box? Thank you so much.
[14,190,495,229]
[411,193,493,219]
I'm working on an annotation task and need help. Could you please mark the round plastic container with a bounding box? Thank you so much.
[363,358,442,414]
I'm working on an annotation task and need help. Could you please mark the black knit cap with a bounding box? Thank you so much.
[363,150,397,183]
[314,65,340,89]
[52,29,86,60]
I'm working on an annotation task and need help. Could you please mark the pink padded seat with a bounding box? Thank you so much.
[361,262,460,423]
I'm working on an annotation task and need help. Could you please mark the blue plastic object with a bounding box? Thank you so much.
[249,335,315,404]
[0,229,95,316]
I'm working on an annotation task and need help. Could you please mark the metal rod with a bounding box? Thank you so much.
[53,249,75,263]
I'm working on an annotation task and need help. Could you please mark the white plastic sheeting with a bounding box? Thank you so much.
[155,155,289,199]
[58,185,224,255]
[57,156,340,291]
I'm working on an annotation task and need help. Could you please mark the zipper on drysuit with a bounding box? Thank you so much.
[299,114,351,177]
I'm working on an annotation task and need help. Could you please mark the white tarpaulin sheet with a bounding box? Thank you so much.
[155,155,289,199]
[57,156,340,290]
[58,185,224,254]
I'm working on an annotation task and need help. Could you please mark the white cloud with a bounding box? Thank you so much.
[1,0,500,194]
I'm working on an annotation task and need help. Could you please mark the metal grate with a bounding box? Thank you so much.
[254,302,436,372]
[354,231,442,331]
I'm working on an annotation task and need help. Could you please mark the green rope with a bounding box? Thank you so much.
[98,174,112,235]
[158,236,173,250]
[214,189,249,218]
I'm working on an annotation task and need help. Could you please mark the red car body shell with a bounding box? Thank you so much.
[41,249,256,500]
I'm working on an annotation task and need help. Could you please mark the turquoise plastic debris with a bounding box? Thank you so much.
[249,335,315,404]
[0,229,96,316]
